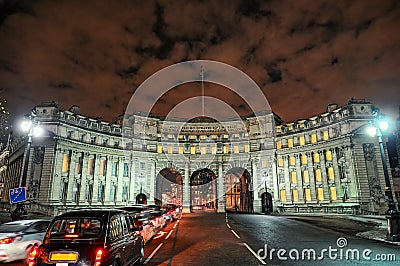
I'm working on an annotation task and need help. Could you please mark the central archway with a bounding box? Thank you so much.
[190,168,217,211]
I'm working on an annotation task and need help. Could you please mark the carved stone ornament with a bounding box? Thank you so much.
[362,143,375,161]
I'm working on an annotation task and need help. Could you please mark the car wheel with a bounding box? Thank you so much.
[25,245,37,263]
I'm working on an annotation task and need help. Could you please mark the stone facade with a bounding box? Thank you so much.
[2,99,396,215]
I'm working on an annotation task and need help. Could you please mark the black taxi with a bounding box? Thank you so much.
[28,209,144,266]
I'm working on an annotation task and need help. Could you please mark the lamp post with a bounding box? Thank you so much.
[368,115,399,241]
[20,117,42,188]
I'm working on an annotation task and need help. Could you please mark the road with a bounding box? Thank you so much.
[3,212,398,265]
[143,212,398,265]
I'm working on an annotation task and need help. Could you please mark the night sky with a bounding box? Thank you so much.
[0,0,399,126]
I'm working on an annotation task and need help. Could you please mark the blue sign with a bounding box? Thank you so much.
[9,187,27,204]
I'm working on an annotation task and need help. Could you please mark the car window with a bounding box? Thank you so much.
[0,223,27,233]
[121,215,129,235]
[26,221,50,233]
[48,218,102,239]
[109,215,123,240]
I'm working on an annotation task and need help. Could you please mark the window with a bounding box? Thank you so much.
[157,145,163,153]
[233,146,239,154]
[303,170,309,183]
[299,136,305,146]
[112,162,118,176]
[323,131,329,141]
[311,134,317,143]
[123,163,129,177]
[276,140,282,149]
[190,146,196,154]
[49,218,102,240]
[262,160,267,168]
[315,168,322,181]
[72,183,80,203]
[178,146,184,154]
[304,188,311,202]
[291,172,297,183]
[75,157,83,174]
[103,139,108,146]
[328,167,335,180]
[110,185,117,203]
[325,150,332,161]
[201,146,206,155]
[211,146,217,154]
[288,139,293,148]
[292,189,299,202]
[168,146,173,154]
[280,189,286,202]
[62,154,69,173]
[244,144,250,153]
[278,158,284,167]
[67,131,73,139]
[301,155,307,165]
[313,153,320,163]
[140,162,145,170]
[90,136,96,144]
[114,141,119,148]
[86,183,93,203]
[223,145,229,154]
[109,216,123,239]
[88,158,94,175]
[289,157,295,166]
[98,183,104,203]
[122,186,128,202]
[330,187,337,201]
[317,188,324,201]
[99,160,106,176]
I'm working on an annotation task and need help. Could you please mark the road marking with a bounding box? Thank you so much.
[227,223,231,229]
[231,229,240,239]
[243,242,266,265]
[165,230,174,239]
[153,231,167,240]
[173,223,177,229]
[144,243,163,264]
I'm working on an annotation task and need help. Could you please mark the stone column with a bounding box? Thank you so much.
[148,159,156,205]
[116,158,124,203]
[331,149,342,200]
[182,162,190,213]
[104,157,113,203]
[51,148,64,203]
[129,156,136,204]
[295,154,304,203]
[319,151,329,203]
[272,157,279,209]
[217,161,225,213]
[66,151,76,203]
[283,156,291,202]
[251,158,261,213]
[79,154,89,205]
[307,153,317,203]
[92,155,100,205]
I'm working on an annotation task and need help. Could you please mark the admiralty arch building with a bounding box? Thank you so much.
[2,98,394,216]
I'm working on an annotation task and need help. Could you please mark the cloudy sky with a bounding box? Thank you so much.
[0,0,399,126]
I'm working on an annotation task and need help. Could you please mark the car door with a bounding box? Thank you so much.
[120,214,138,265]
[125,214,141,262]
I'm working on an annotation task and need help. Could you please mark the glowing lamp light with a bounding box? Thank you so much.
[32,127,44,137]
[367,126,377,137]
[378,120,389,131]
[21,120,33,132]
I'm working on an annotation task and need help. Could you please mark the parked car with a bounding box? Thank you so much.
[162,204,180,221]
[0,219,50,263]
[29,209,144,266]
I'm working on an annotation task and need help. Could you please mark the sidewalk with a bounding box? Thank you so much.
[277,212,400,246]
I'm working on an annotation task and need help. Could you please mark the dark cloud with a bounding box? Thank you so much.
[0,0,399,126]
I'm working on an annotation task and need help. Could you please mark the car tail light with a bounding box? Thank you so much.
[64,234,80,238]
[0,236,21,244]
[27,246,39,266]
[94,249,103,266]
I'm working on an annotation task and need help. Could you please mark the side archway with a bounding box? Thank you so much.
[225,167,253,212]
[155,168,183,206]
[190,168,217,211]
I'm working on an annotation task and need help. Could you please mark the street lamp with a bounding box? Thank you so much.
[368,114,399,241]
[20,116,42,187]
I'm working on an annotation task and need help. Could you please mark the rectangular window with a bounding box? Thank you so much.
[304,188,311,202]
[140,162,145,170]
[325,150,332,161]
[311,134,317,143]
[291,172,297,183]
[99,160,106,176]
[303,170,309,183]
[301,155,307,165]
[123,163,129,177]
[299,136,305,146]
[75,157,83,174]
[201,146,206,155]
[328,167,335,180]
[211,146,217,154]
[330,187,337,201]
[88,158,94,175]
[233,145,239,154]
[262,160,267,168]
[190,146,196,154]
[280,189,286,202]
[157,145,163,153]
[178,146,184,154]
[110,186,116,203]
[62,154,69,173]
[112,162,118,176]
[278,158,284,167]
[317,187,324,201]
[323,131,329,140]
[168,146,173,154]
[315,168,322,181]
[276,140,282,149]
[313,153,320,163]
[288,139,293,148]
[289,157,295,166]
[98,184,104,203]
[122,186,128,202]
[223,146,229,154]
[244,144,250,153]
[292,189,299,202]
